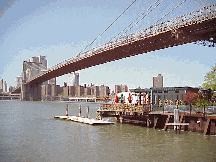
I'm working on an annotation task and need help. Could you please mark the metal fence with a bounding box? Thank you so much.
[152,105,216,114]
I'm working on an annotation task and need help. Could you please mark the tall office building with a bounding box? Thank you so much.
[115,84,128,93]
[0,79,3,92]
[48,78,56,85]
[3,81,7,92]
[68,72,79,86]
[0,79,7,92]
[15,76,22,88]
[153,74,163,88]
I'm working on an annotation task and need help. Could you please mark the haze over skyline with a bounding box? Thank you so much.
[0,0,216,91]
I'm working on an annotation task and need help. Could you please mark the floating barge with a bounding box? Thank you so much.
[97,104,216,135]
[54,115,115,125]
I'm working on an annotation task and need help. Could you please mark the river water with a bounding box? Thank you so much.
[0,100,215,162]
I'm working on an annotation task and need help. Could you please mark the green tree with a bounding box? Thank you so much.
[203,64,216,103]
[203,63,216,91]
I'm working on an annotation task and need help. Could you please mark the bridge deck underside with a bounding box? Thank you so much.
[31,18,216,85]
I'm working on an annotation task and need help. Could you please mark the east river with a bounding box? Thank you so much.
[0,100,216,162]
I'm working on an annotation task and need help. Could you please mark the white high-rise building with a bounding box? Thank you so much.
[3,81,7,92]
[0,79,7,92]
[15,76,22,88]
[68,72,79,86]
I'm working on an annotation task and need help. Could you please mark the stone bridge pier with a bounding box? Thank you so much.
[21,60,41,101]
[21,83,41,101]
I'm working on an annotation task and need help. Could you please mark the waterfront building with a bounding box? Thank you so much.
[45,84,52,96]
[41,84,56,97]
[56,85,63,95]
[74,85,84,97]
[69,86,75,96]
[48,78,56,85]
[115,84,128,93]
[130,86,211,110]
[153,74,163,88]
[41,85,46,96]
[99,85,110,97]
[51,84,56,96]
[63,86,69,96]
[41,82,110,98]
[91,86,99,97]
[84,87,91,96]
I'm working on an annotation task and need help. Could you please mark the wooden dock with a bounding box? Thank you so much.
[54,115,115,125]
[97,104,216,135]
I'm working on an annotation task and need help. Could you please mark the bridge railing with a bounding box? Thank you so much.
[29,4,216,83]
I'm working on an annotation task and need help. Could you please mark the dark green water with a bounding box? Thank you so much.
[0,100,215,162]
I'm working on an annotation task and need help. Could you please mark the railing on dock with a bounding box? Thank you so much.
[152,105,216,114]
[99,104,150,113]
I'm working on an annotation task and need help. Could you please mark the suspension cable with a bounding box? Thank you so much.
[121,0,164,37]
[110,0,160,40]
[77,0,137,55]
[154,0,186,25]
[109,0,165,42]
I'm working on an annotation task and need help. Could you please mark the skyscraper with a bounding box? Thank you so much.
[15,76,22,88]
[68,72,79,86]
[153,74,163,88]
[0,79,7,92]
[115,84,128,93]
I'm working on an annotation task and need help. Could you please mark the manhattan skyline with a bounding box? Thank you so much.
[0,0,216,91]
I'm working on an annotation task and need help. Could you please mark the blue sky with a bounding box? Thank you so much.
[0,0,216,91]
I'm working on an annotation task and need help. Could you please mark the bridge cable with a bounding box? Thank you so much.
[154,0,186,25]
[108,0,161,41]
[108,0,166,42]
[77,0,137,56]
[113,0,186,40]
[119,0,165,38]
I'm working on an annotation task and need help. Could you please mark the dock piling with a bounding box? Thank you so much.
[86,106,89,118]
[66,104,69,116]
[78,105,81,117]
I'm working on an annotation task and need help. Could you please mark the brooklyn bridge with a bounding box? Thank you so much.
[17,2,216,101]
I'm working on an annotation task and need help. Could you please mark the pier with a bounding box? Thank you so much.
[54,115,115,125]
[54,105,114,125]
[97,104,216,135]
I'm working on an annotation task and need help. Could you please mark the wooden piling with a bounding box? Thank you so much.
[204,118,210,135]
[86,106,89,118]
[78,105,81,117]
[66,104,69,116]
[153,116,158,129]
[164,115,171,131]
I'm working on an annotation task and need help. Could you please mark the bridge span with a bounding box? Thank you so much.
[21,4,216,101]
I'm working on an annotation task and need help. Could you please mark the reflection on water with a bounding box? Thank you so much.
[0,100,215,161]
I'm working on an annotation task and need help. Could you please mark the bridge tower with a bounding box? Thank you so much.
[21,61,41,101]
